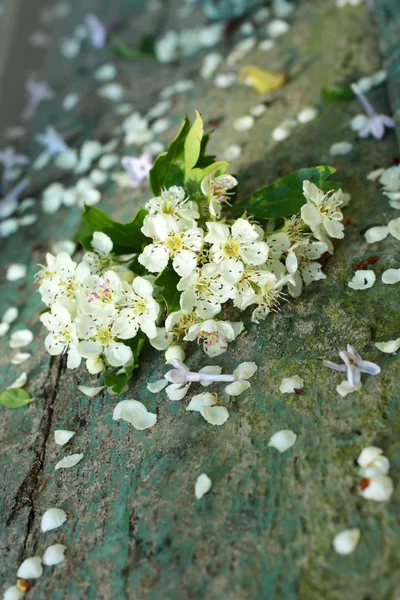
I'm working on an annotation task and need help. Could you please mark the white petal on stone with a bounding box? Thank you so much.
[3,585,25,600]
[225,380,250,396]
[54,453,84,470]
[0,322,9,337]
[279,375,304,394]
[268,429,297,453]
[165,345,186,362]
[250,104,267,118]
[266,19,289,37]
[186,393,218,412]
[54,429,75,446]
[98,83,124,102]
[200,405,229,426]
[10,329,34,349]
[6,263,27,281]
[364,226,389,243]
[375,339,400,353]
[7,372,27,389]
[94,63,117,82]
[147,379,169,393]
[214,73,236,88]
[259,39,275,51]
[99,154,119,170]
[17,556,43,579]
[382,269,400,285]
[348,270,376,290]
[388,217,400,240]
[329,141,353,156]
[233,115,254,132]
[195,474,212,499]
[60,37,80,59]
[333,529,360,555]
[113,399,157,430]
[350,114,368,132]
[366,168,385,181]
[357,446,383,468]
[359,474,394,501]
[151,118,171,135]
[41,507,67,532]
[11,352,31,365]
[55,149,78,170]
[90,169,108,185]
[272,125,291,141]
[297,107,318,124]
[223,144,242,161]
[78,385,104,397]
[201,52,222,78]
[50,240,76,255]
[336,380,362,397]
[63,93,80,111]
[42,544,67,566]
[233,362,257,380]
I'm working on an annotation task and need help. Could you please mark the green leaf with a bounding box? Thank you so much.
[188,160,229,184]
[110,35,157,60]
[149,117,191,195]
[195,131,216,169]
[104,371,129,395]
[81,206,148,255]
[322,84,355,103]
[0,388,34,409]
[155,268,181,314]
[184,110,204,180]
[232,166,336,220]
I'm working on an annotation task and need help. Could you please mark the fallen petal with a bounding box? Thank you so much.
[375,339,400,353]
[195,473,212,499]
[382,268,400,284]
[41,507,67,532]
[10,329,34,349]
[225,380,250,396]
[78,385,104,397]
[42,543,67,566]
[268,429,297,453]
[54,453,84,470]
[147,379,169,393]
[200,405,229,426]
[333,528,360,555]
[348,270,376,290]
[364,225,389,243]
[17,556,43,579]
[54,430,75,446]
[336,380,362,397]
[279,375,304,394]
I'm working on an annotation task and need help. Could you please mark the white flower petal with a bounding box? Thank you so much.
[94,63,117,82]
[17,556,43,579]
[10,329,34,348]
[7,372,27,389]
[375,338,400,353]
[267,19,289,37]
[42,543,67,566]
[268,429,297,453]
[360,474,394,501]
[225,380,250,396]
[54,429,76,445]
[54,453,84,470]
[11,352,31,365]
[195,473,212,499]
[382,268,400,284]
[6,263,27,281]
[41,507,67,532]
[233,115,254,132]
[357,446,382,468]
[279,375,304,394]
[364,226,390,244]
[336,380,362,397]
[0,322,9,337]
[388,217,400,240]
[98,83,124,102]
[297,107,318,124]
[333,529,360,555]
[113,399,157,430]
[147,379,169,393]
[200,405,229,425]
[2,307,18,324]
[329,141,353,156]
[232,362,257,380]
[348,270,376,290]
[186,392,218,412]
[78,385,104,397]
[3,585,25,600]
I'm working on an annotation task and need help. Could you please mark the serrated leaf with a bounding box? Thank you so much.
[81,206,148,254]
[149,117,191,195]
[232,166,336,219]
[0,388,34,409]
[184,111,204,179]
[321,84,355,103]
[155,268,181,314]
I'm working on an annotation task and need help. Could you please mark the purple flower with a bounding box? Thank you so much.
[85,14,107,48]
[121,153,153,188]
[324,345,380,388]
[22,79,55,121]
[351,83,395,140]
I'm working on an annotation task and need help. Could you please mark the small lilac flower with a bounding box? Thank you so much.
[22,78,55,121]
[324,344,380,388]
[0,177,30,219]
[85,14,107,48]
[35,126,69,157]
[121,153,153,188]
[351,83,395,140]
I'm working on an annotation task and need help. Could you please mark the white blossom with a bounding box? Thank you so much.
[184,319,243,357]
[178,263,233,319]
[301,181,344,245]
[201,173,237,219]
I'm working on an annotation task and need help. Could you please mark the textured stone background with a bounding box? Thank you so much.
[0,1,400,599]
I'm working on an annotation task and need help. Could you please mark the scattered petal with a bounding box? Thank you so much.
[266,19,289,37]
[6,263,27,281]
[348,270,376,290]
[41,507,67,532]
[54,453,84,470]
[337,380,362,397]
[200,405,229,425]
[268,429,297,453]
[10,329,34,349]
[113,399,157,430]
[279,375,304,394]
[223,144,242,161]
[333,529,360,555]
[225,380,250,396]
[359,474,394,501]
[2,307,18,324]
[329,141,353,156]
[233,362,257,380]
[3,585,25,600]
[0,322,10,337]
[94,63,117,82]
[78,385,104,397]
[7,372,27,389]
[42,544,67,566]
[195,473,212,499]
[364,226,389,243]
[147,379,168,393]
[382,269,400,285]
[233,115,254,132]
[297,107,318,124]
[375,339,400,353]
[17,556,43,579]
[54,430,76,445]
